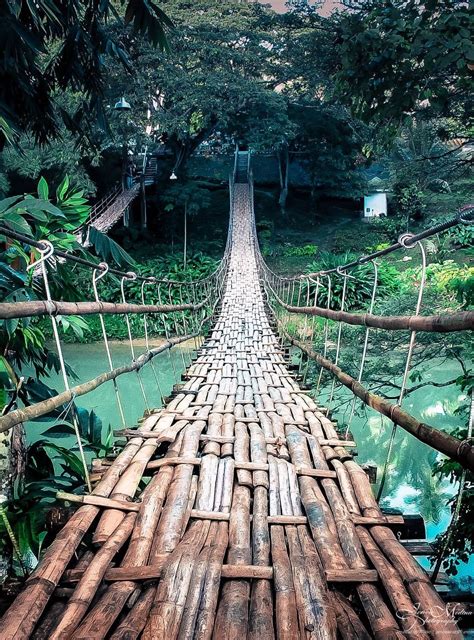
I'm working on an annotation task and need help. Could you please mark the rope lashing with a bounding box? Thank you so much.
[377,236,427,502]
[27,241,92,492]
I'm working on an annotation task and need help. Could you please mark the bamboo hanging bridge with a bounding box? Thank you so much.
[0,153,473,639]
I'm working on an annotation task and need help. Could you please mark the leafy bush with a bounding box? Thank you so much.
[393,182,426,221]
[401,261,474,307]
[283,244,318,257]
[445,224,474,249]
[64,252,219,342]
[304,251,402,310]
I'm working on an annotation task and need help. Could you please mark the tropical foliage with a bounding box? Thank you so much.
[0,0,171,147]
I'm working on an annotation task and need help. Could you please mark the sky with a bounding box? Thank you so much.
[266,0,341,15]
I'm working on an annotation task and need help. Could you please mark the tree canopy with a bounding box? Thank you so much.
[0,0,172,148]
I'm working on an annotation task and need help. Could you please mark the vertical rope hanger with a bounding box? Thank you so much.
[92,263,126,429]
[302,275,321,385]
[27,242,91,492]
[328,267,353,408]
[168,282,187,371]
[191,282,200,355]
[344,260,378,439]
[141,278,165,406]
[377,235,427,501]
[316,274,332,395]
[120,273,150,411]
[156,282,179,383]
[178,284,192,367]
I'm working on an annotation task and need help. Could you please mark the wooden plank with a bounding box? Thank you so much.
[62,565,379,585]
[401,540,435,555]
[63,564,274,584]
[325,569,378,583]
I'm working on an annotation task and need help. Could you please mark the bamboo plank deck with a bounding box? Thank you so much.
[0,182,462,639]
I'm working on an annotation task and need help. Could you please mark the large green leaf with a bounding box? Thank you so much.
[88,226,136,267]
[37,177,49,201]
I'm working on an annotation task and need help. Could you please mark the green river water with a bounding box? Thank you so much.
[30,341,473,591]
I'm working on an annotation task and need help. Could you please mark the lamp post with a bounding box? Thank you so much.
[114,97,132,227]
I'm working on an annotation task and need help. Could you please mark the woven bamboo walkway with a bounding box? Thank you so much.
[0,182,462,639]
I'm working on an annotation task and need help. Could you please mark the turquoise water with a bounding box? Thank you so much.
[28,340,193,445]
[317,357,473,588]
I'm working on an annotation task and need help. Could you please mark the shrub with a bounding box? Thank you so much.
[283,244,318,257]
[304,251,402,310]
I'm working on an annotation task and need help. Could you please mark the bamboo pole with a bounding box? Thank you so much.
[0,429,151,639]
[213,485,251,639]
[344,460,462,640]
[0,334,197,433]
[283,303,474,332]
[48,512,136,639]
[356,527,430,640]
[0,298,206,320]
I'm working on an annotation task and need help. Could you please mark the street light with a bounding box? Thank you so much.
[170,171,178,180]
[114,96,132,111]
[114,96,132,226]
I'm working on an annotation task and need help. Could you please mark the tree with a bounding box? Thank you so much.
[332,1,473,142]
[0,0,171,148]
[103,1,294,174]
[0,175,136,577]
[162,182,211,264]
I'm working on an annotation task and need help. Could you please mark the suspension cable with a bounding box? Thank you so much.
[92,263,126,428]
[377,236,427,501]
[0,225,225,286]
[27,242,92,492]
[344,260,378,438]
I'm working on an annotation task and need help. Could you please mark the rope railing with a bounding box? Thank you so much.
[253,187,474,477]
[0,218,232,485]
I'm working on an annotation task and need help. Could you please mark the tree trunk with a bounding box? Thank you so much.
[183,202,187,270]
[0,423,26,581]
[278,146,289,215]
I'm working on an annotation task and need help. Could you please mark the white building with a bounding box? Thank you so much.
[363,177,388,218]
[363,192,387,218]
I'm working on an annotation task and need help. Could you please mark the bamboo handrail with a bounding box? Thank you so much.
[0,299,207,320]
[283,303,474,333]
[284,330,474,472]
[0,334,197,433]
